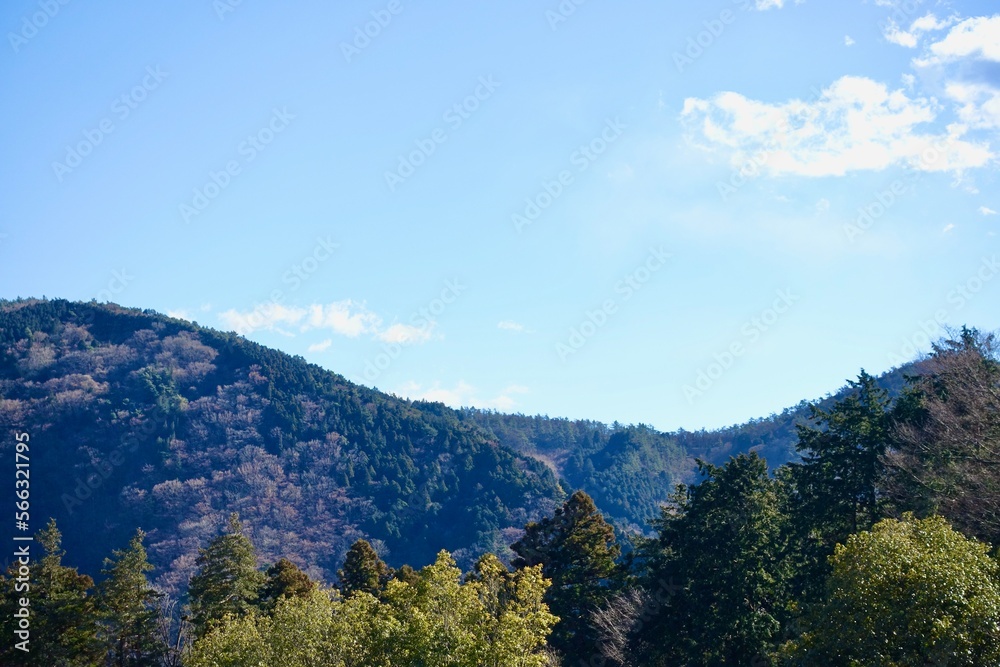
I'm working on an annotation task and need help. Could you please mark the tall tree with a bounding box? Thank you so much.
[638,453,789,667]
[98,529,166,667]
[785,370,893,600]
[187,513,265,637]
[338,539,392,599]
[0,519,103,666]
[512,490,622,665]
[887,327,1000,544]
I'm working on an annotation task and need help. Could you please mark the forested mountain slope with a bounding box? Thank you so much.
[0,299,563,592]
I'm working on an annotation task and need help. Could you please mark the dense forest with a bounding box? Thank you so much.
[2,300,1000,665]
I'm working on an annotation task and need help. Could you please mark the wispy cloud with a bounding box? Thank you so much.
[883,13,955,49]
[307,339,332,352]
[219,299,434,345]
[844,35,855,46]
[498,320,531,334]
[395,381,529,412]
[682,75,994,177]
[943,223,957,233]
[979,206,998,216]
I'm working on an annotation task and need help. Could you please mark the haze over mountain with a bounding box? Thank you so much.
[0,299,931,591]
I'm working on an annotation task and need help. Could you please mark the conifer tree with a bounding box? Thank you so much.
[187,513,265,637]
[258,558,316,613]
[512,490,622,665]
[98,529,166,667]
[338,539,392,599]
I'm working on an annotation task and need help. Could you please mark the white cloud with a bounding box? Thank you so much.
[219,303,307,335]
[395,381,529,411]
[219,299,434,345]
[167,309,191,321]
[945,82,1000,130]
[816,198,831,214]
[943,223,956,233]
[307,339,332,353]
[751,0,784,10]
[844,35,855,46]
[498,320,530,333]
[979,206,998,216]
[682,75,995,177]
[377,322,434,345]
[883,13,955,48]
[917,15,1000,65]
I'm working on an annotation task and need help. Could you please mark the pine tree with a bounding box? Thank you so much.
[98,529,166,667]
[338,539,392,598]
[511,490,622,665]
[786,371,893,600]
[187,513,265,637]
[0,519,103,666]
[258,558,316,613]
[639,453,789,666]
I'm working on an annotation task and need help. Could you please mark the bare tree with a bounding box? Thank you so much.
[887,327,1000,544]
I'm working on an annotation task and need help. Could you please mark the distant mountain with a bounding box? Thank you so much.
[464,362,925,532]
[0,298,926,593]
[0,299,563,593]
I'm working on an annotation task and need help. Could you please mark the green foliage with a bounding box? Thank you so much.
[0,519,103,666]
[186,549,556,667]
[98,529,165,666]
[784,514,1000,666]
[785,371,894,600]
[337,539,392,599]
[640,453,789,667]
[187,514,265,637]
[512,490,622,665]
[257,558,316,613]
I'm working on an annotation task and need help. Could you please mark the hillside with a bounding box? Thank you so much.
[0,298,926,592]
[0,299,563,592]
[463,362,924,531]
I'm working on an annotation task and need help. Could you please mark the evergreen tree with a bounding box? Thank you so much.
[639,453,789,666]
[512,490,622,665]
[785,371,893,600]
[98,529,166,667]
[0,519,103,666]
[187,513,265,637]
[258,558,316,613]
[338,539,392,599]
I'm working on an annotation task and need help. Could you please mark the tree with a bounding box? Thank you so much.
[187,513,265,637]
[512,490,622,665]
[0,519,103,666]
[887,327,1000,544]
[638,453,789,666]
[258,558,316,613]
[98,529,166,666]
[784,514,1000,666]
[337,539,392,599]
[785,371,893,600]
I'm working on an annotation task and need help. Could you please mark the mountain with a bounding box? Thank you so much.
[0,299,563,592]
[0,298,924,593]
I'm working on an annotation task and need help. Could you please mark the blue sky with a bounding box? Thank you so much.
[1,0,998,431]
